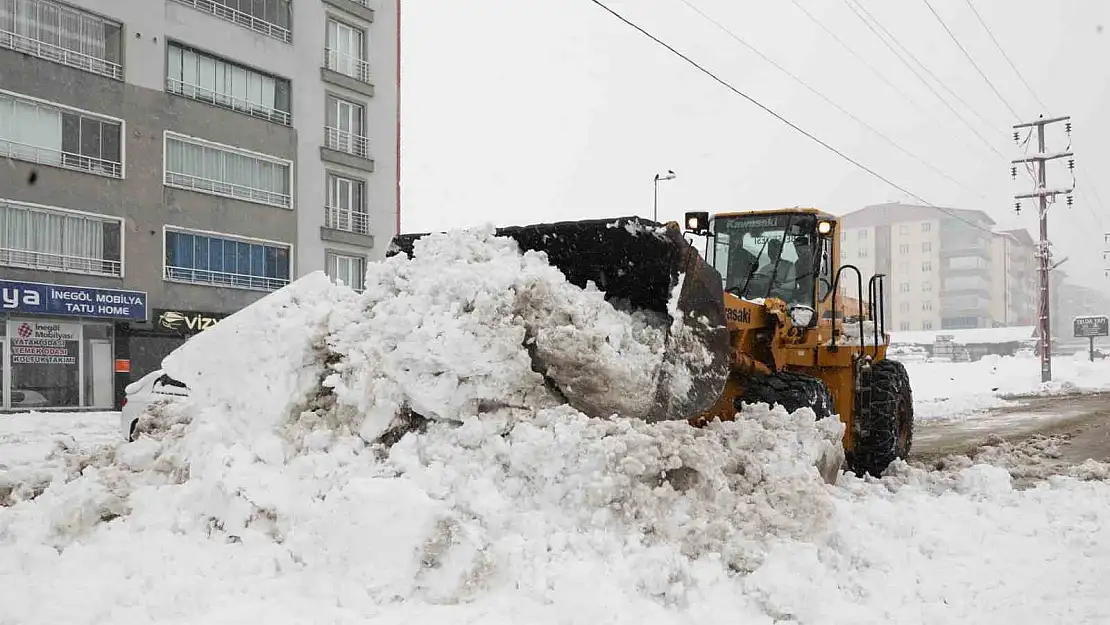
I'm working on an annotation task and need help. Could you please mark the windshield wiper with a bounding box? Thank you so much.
[763,213,796,299]
[735,237,770,299]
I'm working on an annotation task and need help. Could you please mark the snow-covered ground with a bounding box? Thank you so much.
[906,353,1110,421]
[2,229,1109,624]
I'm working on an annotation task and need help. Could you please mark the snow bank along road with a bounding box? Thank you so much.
[3,229,1110,624]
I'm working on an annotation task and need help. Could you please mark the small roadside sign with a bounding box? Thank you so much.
[1073,315,1109,362]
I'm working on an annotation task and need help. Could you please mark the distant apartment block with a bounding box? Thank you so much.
[840,203,1036,332]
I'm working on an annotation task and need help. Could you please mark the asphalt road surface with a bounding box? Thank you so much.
[913,392,1110,465]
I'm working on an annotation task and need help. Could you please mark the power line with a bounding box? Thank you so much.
[840,0,1008,161]
[962,0,1049,113]
[673,0,989,200]
[784,0,1004,165]
[959,2,1108,233]
[849,0,999,133]
[920,0,1020,119]
[585,0,999,236]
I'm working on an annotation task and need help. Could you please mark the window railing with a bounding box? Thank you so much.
[324,205,370,234]
[169,0,291,43]
[323,47,371,83]
[350,0,371,7]
[0,29,123,80]
[0,138,122,178]
[324,126,370,159]
[165,171,291,208]
[165,265,289,291]
[166,77,291,126]
[1,247,121,276]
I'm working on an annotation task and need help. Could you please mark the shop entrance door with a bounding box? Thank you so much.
[89,340,113,408]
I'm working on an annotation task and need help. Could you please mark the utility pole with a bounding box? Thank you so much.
[1104,234,1109,279]
[1012,115,1073,383]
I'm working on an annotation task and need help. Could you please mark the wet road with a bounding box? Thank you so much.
[912,392,1110,464]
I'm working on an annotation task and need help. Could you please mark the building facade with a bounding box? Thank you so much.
[840,203,1035,332]
[0,0,399,411]
[990,229,1037,326]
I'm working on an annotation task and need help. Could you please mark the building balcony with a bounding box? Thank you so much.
[0,28,122,80]
[169,0,291,44]
[165,265,289,291]
[165,168,291,208]
[1,139,122,178]
[323,48,371,84]
[321,126,373,172]
[1,247,121,277]
[324,205,370,235]
[166,77,292,126]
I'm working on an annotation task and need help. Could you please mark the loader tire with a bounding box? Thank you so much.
[736,371,835,421]
[846,359,914,477]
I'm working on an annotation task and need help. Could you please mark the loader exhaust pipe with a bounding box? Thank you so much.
[388,216,731,422]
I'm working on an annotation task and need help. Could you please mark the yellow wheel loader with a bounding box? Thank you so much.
[388,208,913,478]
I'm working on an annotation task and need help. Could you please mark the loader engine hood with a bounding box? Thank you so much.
[388,216,731,422]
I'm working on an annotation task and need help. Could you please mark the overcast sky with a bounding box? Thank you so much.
[399,0,1110,291]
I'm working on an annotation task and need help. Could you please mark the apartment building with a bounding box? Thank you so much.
[840,203,1003,332]
[990,229,1037,326]
[0,0,399,411]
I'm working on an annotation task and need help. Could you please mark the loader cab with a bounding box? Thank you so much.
[686,209,836,312]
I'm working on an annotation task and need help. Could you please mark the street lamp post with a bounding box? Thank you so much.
[653,170,676,222]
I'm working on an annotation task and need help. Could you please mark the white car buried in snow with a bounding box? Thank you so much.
[119,369,190,441]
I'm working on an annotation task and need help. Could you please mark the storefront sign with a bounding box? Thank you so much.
[0,279,147,322]
[10,321,80,365]
[153,308,229,335]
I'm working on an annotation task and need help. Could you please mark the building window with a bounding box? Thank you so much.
[922,321,933,330]
[900,282,910,293]
[922,281,932,292]
[922,241,932,252]
[164,229,290,291]
[858,248,868,258]
[169,0,291,43]
[4,320,117,409]
[325,17,369,83]
[0,90,122,178]
[324,95,369,159]
[327,252,365,291]
[166,42,292,125]
[898,262,909,274]
[899,224,908,235]
[0,198,122,276]
[899,302,910,312]
[922,301,933,311]
[898,244,909,254]
[164,132,292,208]
[325,173,368,234]
[922,222,932,232]
[922,261,932,272]
[858,229,868,239]
[899,321,910,331]
[0,0,123,79]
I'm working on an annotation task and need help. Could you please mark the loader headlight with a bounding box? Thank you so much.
[789,305,817,328]
[684,211,710,234]
[817,220,834,235]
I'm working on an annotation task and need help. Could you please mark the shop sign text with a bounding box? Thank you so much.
[0,279,147,322]
[154,309,228,335]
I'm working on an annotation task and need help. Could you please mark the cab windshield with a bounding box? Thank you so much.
[711,213,819,307]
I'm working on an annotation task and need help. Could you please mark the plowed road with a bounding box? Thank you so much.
[913,392,1110,464]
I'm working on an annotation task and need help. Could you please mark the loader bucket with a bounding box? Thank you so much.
[387,216,731,422]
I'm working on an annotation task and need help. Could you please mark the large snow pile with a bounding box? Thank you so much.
[3,228,1110,624]
[906,354,1110,421]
